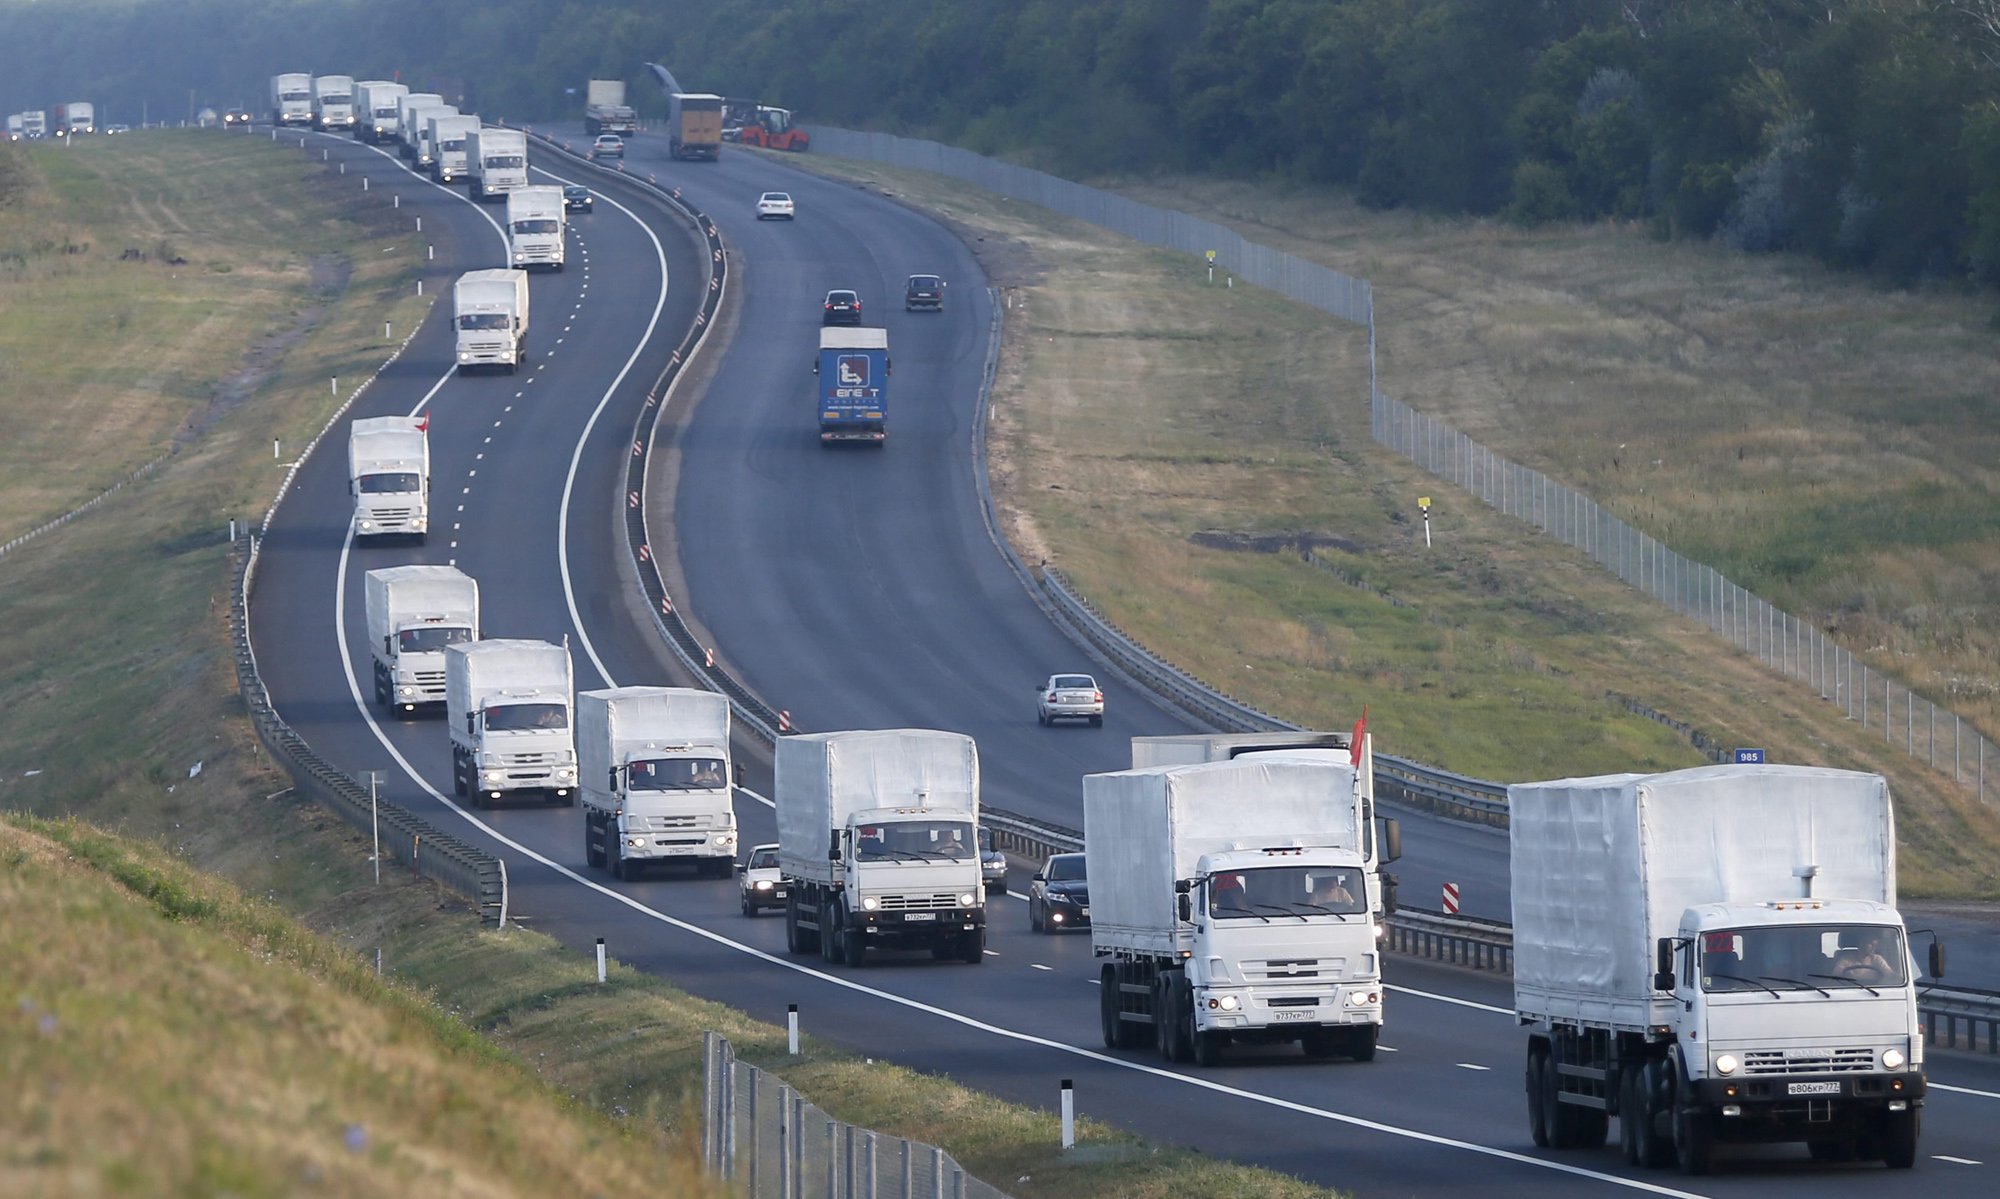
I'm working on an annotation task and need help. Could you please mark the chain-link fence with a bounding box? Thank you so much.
[700,1033,1009,1199]
[805,124,1991,806]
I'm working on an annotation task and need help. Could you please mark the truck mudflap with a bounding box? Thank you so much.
[1690,1070,1924,1113]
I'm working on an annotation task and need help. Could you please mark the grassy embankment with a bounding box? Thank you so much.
[785,154,2000,898]
[0,134,1344,1198]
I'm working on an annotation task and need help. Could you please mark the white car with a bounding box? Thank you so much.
[755,191,795,220]
[737,843,787,916]
[1036,673,1104,727]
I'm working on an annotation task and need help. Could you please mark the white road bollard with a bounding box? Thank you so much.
[787,1003,800,1055]
[596,937,607,983]
[1060,1079,1075,1149]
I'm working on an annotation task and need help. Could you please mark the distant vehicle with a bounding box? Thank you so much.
[904,274,946,311]
[453,269,530,374]
[20,110,48,139]
[815,327,889,444]
[104,123,131,135]
[222,108,252,128]
[562,185,594,213]
[589,133,624,159]
[977,825,1008,894]
[363,565,477,714]
[666,92,722,161]
[347,415,429,542]
[311,74,355,131]
[427,113,480,184]
[5,114,21,141]
[352,81,407,144]
[464,127,529,201]
[583,79,638,137]
[506,185,566,272]
[738,844,786,916]
[578,687,738,881]
[821,289,862,326]
[733,102,810,152]
[756,191,795,220]
[445,640,577,807]
[1037,674,1104,727]
[268,74,311,127]
[1028,853,1090,933]
[52,102,95,137]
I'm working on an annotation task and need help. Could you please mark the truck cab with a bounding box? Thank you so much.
[838,806,986,952]
[445,640,577,807]
[347,416,428,541]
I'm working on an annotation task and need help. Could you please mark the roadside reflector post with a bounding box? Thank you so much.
[272,439,280,461]
[1060,1079,1075,1149]
[1418,495,1433,549]
[383,321,392,341]
[596,937,607,983]
[416,279,422,297]
[362,176,369,191]
[787,1003,800,1054]
[1443,881,1460,915]
[427,245,434,262]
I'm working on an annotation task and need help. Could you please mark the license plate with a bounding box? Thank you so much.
[1787,1081,1841,1096]
[1271,1010,1314,1021]
[902,911,936,922]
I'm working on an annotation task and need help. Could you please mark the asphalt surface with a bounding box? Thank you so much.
[246,125,2000,1197]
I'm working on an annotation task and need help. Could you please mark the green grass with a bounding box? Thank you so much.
[0,132,1347,1198]
[776,152,2000,898]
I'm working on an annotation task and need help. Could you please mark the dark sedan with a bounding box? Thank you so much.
[1028,852,1089,933]
[563,185,594,213]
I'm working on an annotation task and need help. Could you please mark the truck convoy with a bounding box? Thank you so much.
[445,639,577,807]
[506,186,566,272]
[311,75,355,130]
[776,729,987,966]
[427,113,479,183]
[353,80,407,144]
[269,74,312,126]
[666,92,722,160]
[346,415,429,541]
[363,565,478,715]
[52,102,96,136]
[394,93,444,161]
[1513,763,1937,1174]
[583,80,638,136]
[578,687,738,880]
[465,126,528,200]
[1087,758,1386,1066]
[815,328,890,444]
[1131,730,1401,922]
[453,269,529,374]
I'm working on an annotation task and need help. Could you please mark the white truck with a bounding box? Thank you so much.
[583,79,638,136]
[21,111,48,139]
[506,185,566,272]
[353,80,406,144]
[269,75,312,126]
[464,126,528,201]
[406,102,456,170]
[53,102,95,136]
[393,93,444,161]
[453,269,529,374]
[427,113,480,183]
[1131,730,1402,922]
[445,640,577,807]
[311,75,355,130]
[363,565,478,715]
[6,115,22,141]
[346,415,428,541]
[777,729,987,966]
[1513,764,1940,1174]
[1088,759,1385,1066]
[578,687,738,881]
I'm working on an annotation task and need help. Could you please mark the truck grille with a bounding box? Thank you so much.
[1244,959,1329,981]
[503,751,558,766]
[414,670,446,686]
[1742,1048,1875,1075]
[632,814,715,832]
[463,339,508,355]
[876,893,961,911]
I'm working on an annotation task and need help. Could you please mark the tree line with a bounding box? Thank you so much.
[6,0,2000,287]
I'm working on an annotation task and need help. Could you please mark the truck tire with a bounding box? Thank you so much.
[1632,1061,1674,1169]
[1527,1042,1552,1148]
[1619,1067,1643,1165]
[1537,1050,1573,1148]
[373,664,391,709]
[584,813,605,869]
[1099,966,1124,1049]
[1881,1109,1920,1169]
[1190,1021,1223,1068]
[841,907,867,967]
[1348,1024,1379,1063]
[960,928,985,964]
[785,895,818,955]
[1673,1070,1714,1178]
[451,751,468,798]
[1165,977,1194,1063]
[1154,978,1178,1061]
[608,833,626,881]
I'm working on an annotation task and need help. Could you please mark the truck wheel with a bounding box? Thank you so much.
[1527,1042,1551,1148]
[1538,1049,1573,1148]
[1633,1061,1674,1169]
[819,902,840,963]
[451,752,468,798]
[1881,1109,1920,1169]
[785,895,815,955]
[1348,1024,1380,1063]
[608,834,626,882]
[841,910,867,967]
[1153,979,1177,1061]
[1099,966,1124,1049]
[1166,978,1194,1063]
[373,664,391,708]
[1674,1110,1714,1176]
[584,814,605,869]
[1190,1023,1223,1067]
[960,928,985,964]
[1619,1067,1643,1165]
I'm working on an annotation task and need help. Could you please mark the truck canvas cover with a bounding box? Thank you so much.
[1509,764,1896,1029]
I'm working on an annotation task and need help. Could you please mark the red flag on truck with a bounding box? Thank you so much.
[1350,707,1367,767]
[415,411,429,433]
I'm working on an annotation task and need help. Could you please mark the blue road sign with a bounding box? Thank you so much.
[1733,748,1766,764]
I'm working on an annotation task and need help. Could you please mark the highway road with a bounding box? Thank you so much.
[246,124,2000,1196]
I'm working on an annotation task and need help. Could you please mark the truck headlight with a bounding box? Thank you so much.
[861,896,880,911]
[555,767,574,781]
[625,836,646,849]
[714,833,736,847]
[398,686,415,697]
[753,879,774,891]
[1216,994,1240,1011]
[482,770,503,782]
[1882,1048,1905,1071]
[1714,1054,1739,1076]
[958,892,977,907]
[1347,990,1379,1006]
[357,519,374,530]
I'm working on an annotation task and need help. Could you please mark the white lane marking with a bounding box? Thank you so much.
[1031,964,1052,972]
[474,453,483,460]
[1389,984,1513,1015]
[1378,1045,1399,1052]
[1456,1063,1492,1072]
[1933,1083,2000,1099]
[983,949,999,957]
[1933,1155,1983,1165]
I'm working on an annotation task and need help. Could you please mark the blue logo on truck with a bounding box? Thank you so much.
[837,354,871,388]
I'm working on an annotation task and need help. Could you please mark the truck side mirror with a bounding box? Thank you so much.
[1380,873,1399,917]
[607,767,619,791]
[733,763,745,786]
[1178,893,1193,923]
[1654,937,1676,992]
[1929,940,1946,980]
[1379,817,1402,864]
[466,712,477,736]
[829,830,841,862]
[384,635,394,657]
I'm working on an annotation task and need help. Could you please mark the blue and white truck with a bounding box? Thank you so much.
[815,328,890,445]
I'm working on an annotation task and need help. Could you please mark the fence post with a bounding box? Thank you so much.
[826,1119,839,1199]
[747,1069,760,1197]
[931,1147,946,1199]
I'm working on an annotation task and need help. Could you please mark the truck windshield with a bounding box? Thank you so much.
[855,820,974,861]
[397,625,472,652]
[1699,924,1908,991]
[282,91,309,102]
[486,155,525,169]
[627,757,727,791]
[442,139,465,151]
[458,313,510,330]
[375,107,399,118]
[483,703,567,731]
[357,471,421,494]
[513,219,561,234]
[1209,865,1365,919]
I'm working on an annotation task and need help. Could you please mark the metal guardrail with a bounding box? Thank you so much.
[1922,984,2000,1054]
[701,1032,1010,1199]
[232,533,507,924]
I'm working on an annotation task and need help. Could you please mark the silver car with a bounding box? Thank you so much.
[1036,673,1104,727]
[737,843,786,916]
